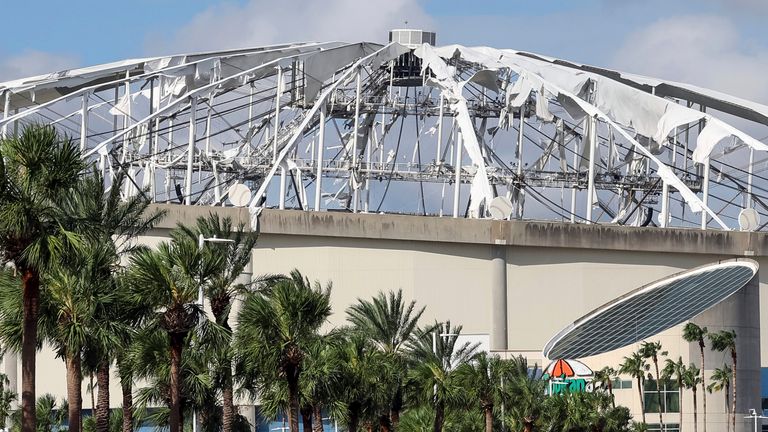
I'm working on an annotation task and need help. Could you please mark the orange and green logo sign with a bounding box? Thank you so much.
[541,359,594,395]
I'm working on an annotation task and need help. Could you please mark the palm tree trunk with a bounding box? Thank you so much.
[222,363,234,432]
[433,400,445,432]
[637,377,646,424]
[90,373,96,414]
[286,366,300,432]
[731,352,737,432]
[300,406,313,432]
[725,383,730,432]
[692,389,698,432]
[484,405,494,432]
[654,359,663,430]
[169,332,185,432]
[312,405,324,432]
[523,420,534,432]
[390,389,403,430]
[121,380,133,432]
[21,268,39,432]
[700,344,707,432]
[379,415,391,432]
[348,403,360,432]
[96,361,110,432]
[608,381,615,408]
[65,352,83,432]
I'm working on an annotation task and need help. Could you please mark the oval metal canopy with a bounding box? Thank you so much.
[542,260,758,360]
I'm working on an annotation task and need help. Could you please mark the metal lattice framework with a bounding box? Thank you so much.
[2,32,768,231]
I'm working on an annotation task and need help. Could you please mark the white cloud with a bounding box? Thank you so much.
[612,15,768,103]
[148,0,434,55]
[0,50,80,82]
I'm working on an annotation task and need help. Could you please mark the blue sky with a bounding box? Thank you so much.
[2,0,768,101]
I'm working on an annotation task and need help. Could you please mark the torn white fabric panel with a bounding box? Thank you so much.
[693,117,768,164]
[506,74,535,109]
[461,69,500,93]
[414,44,495,215]
[653,105,705,144]
[535,86,554,122]
[303,44,370,103]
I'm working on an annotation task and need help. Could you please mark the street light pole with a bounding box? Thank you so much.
[744,409,767,432]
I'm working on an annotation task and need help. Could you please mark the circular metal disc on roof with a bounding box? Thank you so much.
[542,260,758,360]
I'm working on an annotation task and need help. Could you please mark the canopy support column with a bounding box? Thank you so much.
[185,97,197,205]
[314,108,326,212]
[586,116,597,224]
[80,93,89,152]
[453,131,463,218]
[701,158,710,230]
[1,91,10,139]
[352,69,362,213]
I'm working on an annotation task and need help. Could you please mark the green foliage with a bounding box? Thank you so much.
[10,393,67,432]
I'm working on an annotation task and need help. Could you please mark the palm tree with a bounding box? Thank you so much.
[0,124,85,432]
[662,357,687,432]
[236,269,332,432]
[683,364,703,432]
[707,365,732,432]
[128,237,224,432]
[683,323,708,432]
[619,351,649,424]
[0,371,16,429]
[709,330,737,432]
[640,341,667,428]
[594,366,617,408]
[407,321,478,432]
[346,289,425,429]
[504,356,546,432]
[174,213,258,432]
[456,351,505,432]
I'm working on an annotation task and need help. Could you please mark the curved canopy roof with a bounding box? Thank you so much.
[542,259,758,360]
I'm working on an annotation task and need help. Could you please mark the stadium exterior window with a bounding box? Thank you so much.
[612,378,633,389]
[643,380,680,414]
[647,424,680,432]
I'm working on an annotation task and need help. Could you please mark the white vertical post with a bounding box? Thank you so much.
[79,93,89,152]
[570,137,580,223]
[204,99,213,155]
[453,131,463,218]
[278,166,287,210]
[247,83,254,131]
[273,67,282,161]
[748,147,754,208]
[2,91,10,139]
[660,181,669,228]
[701,158,710,230]
[185,97,197,205]
[314,108,325,211]
[436,95,444,162]
[365,125,371,213]
[352,68,362,213]
[671,126,678,166]
[585,116,597,224]
[516,108,524,177]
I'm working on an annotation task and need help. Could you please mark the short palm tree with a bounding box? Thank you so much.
[235,269,332,432]
[504,356,546,432]
[0,124,85,432]
[662,357,687,432]
[594,366,617,407]
[709,330,737,432]
[346,289,425,428]
[128,237,224,432]
[619,350,649,424]
[683,363,703,432]
[456,351,505,432]
[640,341,667,428]
[707,365,732,432]
[683,323,708,432]
[408,321,477,432]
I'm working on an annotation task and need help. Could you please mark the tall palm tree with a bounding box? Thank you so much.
[662,357,687,432]
[709,331,737,432]
[407,321,477,432]
[594,366,617,408]
[683,364,703,432]
[174,213,258,432]
[707,365,731,432]
[235,269,332,432]
[640,341,667,428]
[128,237,224,432]
[64,170,164,432]
[456,351,505,432]
[619,351,649,424]
[0,124,85,432]
[683,323,708,432]
[346,289,425,429]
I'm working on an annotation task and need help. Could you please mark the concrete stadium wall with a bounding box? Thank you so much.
[6,204,766,431]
